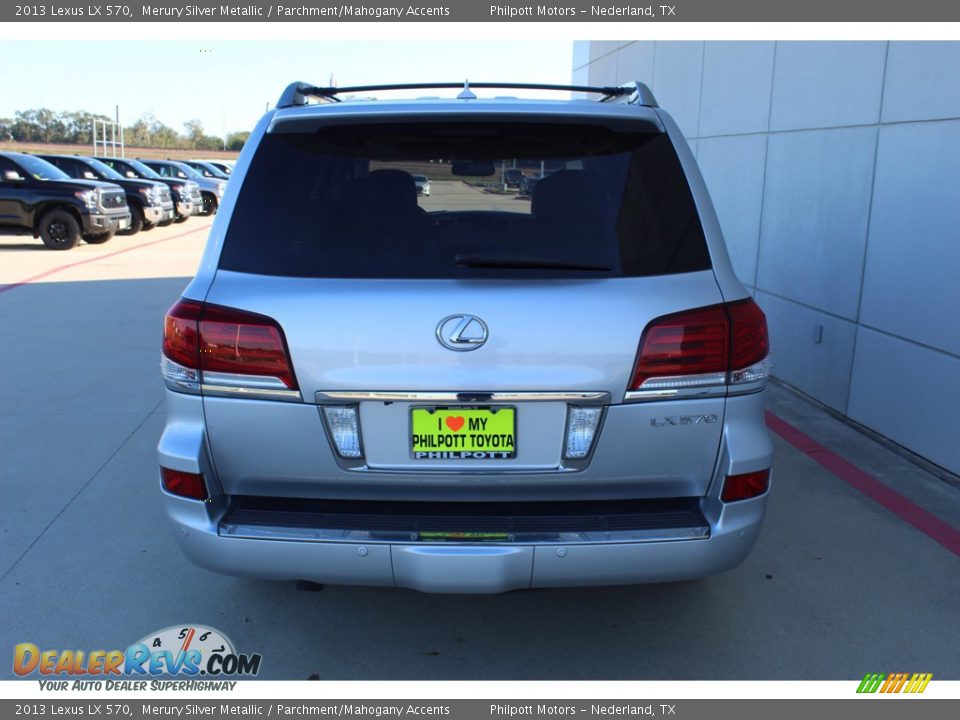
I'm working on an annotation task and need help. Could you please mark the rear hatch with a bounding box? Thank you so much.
[195,114,726,496]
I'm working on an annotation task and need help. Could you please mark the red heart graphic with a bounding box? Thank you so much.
[445,416,465,432]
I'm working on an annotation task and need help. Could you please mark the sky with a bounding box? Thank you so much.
[0,40,574,139]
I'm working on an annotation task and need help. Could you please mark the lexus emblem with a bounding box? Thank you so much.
[436,314,488,351]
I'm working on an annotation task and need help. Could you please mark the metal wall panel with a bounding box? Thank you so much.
[575,40,960,474]
[770,41,887,131]
[756,127,876,320]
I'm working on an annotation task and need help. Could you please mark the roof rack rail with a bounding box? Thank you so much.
[600,81,658,108]
[275,81,658,109]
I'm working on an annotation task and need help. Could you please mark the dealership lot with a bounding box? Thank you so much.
[1,183,959,680]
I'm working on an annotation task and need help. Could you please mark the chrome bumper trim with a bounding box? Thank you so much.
[316,390,611,404]
[219,522,709,545]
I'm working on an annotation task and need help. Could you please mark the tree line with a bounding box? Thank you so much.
[0,108,250,152]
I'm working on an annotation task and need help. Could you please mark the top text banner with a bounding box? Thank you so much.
[5,0,960,22]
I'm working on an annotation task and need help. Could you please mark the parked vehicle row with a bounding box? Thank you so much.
[0,151,232,250]
[132,158,227,216]
[97,157,203,224]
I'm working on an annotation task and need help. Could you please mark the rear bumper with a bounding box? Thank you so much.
[161,489,766,593]
[157,387,774,593]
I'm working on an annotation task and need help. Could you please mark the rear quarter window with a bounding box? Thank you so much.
[219,121,711,279]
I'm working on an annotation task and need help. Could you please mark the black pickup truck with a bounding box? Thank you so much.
[0,152,131,250]
[39,154,175,234]
[96,156,200,223]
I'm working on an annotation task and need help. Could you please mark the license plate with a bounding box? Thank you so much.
[410,407,516,459]
[118,219,129,229]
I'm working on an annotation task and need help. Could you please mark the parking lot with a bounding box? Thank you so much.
[1,182,959,681]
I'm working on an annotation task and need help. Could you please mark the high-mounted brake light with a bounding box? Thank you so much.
[628,298,769,395]
[161,298,300,401]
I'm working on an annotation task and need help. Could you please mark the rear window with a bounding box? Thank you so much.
[219,122,711,279]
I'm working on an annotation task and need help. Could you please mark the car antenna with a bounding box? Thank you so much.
[457,79,477,100]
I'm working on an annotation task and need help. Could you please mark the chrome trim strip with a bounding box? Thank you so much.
[219,523,709,545]
[162,378,201,394]
[726,380,768,397]
[202,371,288,389]
[315,391,611,404]
[201,384,302,402]
[624,385,727,402]
[635,372,728,390]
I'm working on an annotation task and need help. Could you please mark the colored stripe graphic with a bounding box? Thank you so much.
[857,673,885,693]
[857,672,932,693]
[766,411,960,559]
[905,673,933,693]
[881,673,908,693]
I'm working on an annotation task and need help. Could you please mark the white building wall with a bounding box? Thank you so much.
[574,41,960,475]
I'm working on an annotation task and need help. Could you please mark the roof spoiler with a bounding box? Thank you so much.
[275,80,658,109]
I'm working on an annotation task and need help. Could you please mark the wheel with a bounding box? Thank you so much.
[39,209,81,250]
[119,204,144,235]
[158,218,173,227]
[173,214,189,224]
[201,193,219,216]
[83,232,113,245]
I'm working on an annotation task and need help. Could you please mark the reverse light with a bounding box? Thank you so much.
[161,298,300,401]
[721,469,771,502]
[160,467,208,501]
[563,406,603,460]
[628,298,770,396]
[322,406,363,458]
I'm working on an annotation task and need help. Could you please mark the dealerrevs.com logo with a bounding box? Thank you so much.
[14,625,261,689]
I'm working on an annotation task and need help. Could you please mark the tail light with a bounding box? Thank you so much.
[628,298,770,396]
[161,298,300,401]
[161,467,208,501]
[721,469,770,502]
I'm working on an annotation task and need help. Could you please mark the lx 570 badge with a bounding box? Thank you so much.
[650,414,719,427]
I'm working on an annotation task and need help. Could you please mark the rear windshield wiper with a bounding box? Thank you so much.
[455,254,612,272]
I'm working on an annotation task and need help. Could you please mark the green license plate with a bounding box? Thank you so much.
[410,407,516,459]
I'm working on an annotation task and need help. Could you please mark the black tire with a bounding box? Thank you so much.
[201,193,219,216]
[83,232,113,245]
[119,204,144,236]
[173,213,190,224]
[39,209,81,250]
[157,218,173,227]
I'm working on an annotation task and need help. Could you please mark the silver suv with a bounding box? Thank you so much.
[158,81,774,593]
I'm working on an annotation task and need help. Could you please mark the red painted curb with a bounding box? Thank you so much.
[0,224,208,296]
[766,410,960,558]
